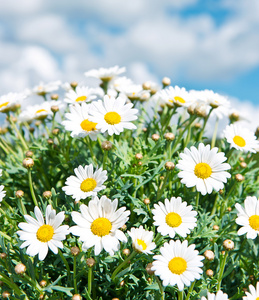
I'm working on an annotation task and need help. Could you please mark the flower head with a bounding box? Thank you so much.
[0,185,6,202]
[157,86,193,108]
[127,226,156,254]
[0,92,27,113]
[62,164,107,201]
[224,124,259,153]
[17,205,69,260]
[235,196,259,239]
[151,240,203,290]
[243,282,259,299]
[70,196,130,255]
[32,80,61,96]
[201,290,229,300]
[84,66,126,82]
[177,143,231,195]
[152,196,197,238]
[64,86,97,104]
[89,95,138,136]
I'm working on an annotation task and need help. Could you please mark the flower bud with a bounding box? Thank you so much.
[0,253,7,259]
[101,141,113,151]
[120,224,127,231]
[219,189,224,195]
[206,269,214,277]
[135,153,143,160]
[71,246,80,256]
[51,94,59,100]
[152,134,160,141]
[43,191,52,199]
[72,295,82,300]
[162,77,171,87]
[160,176,165,180]
[29,127,35,133]
[194,122,202,129]
[70,81,78,89]
[146,263,155,275]
[2,291,11,299]
[138,161,142,166]
[142,82,151,90]
[164,132,175,141]
[35,120,41,127]
[51,105,59,113]
[15,263,26,275]
[122,249,130,256]
[229,111,239,122]
[0,281,3,286]
[142,127,147,133]
[47,138,54,145]
[227,207,232,212]
[240,162,247,168]
[86,257,96,268]
[23,157,34,169]
[40,280,47,287]
[143,198,150,205]
[25,150,34,157]
[194,104,207,118]
[165,161,175,170]
[39,294,45,300]
[119,280,125,287]
[15,190,24,198]
[235,174,245,182]
[223,239,234,251]
[52,128,60,135]
[213,225,219,231]
[204,250,215,261]
[112,298,120,300]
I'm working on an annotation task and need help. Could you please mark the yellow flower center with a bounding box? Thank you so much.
[233,135,246,147]
[256,298,259,300]
[249,215,259,231]
[104,112,121,125]
[80,178,97,192]
[80,119,97,131]
[0,102,9,109]
[36,224,54,242]
[165,212,182,227]
[174,96,185,104]
[194,163,212,179]
[75,95,87,102]
[136,239,147,251]
[91,217,112,236]
[35,109,48,115]
[168,257,187,275]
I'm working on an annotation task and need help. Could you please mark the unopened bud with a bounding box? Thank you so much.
[47,138,54,145]
[227,207,232,212]
[35,120,41,127]
[15,190,24,198]
[142,127,147,132]
[43,191,52,199]
[195,105,207,118]
[0,253,7,259]
[240,162,247,168]
[204,250,215,261]
[120,224,127,231]
[143,198,150,205]
[135,153,143,160]
[235,174,245,182]
[219,189,224,195]
[23,157,34,169]
[119,280,125,287]
[142,82,151,90]
[152,134,160,141]
[160,176,165,180]
[223,239,234,251]
[138,161,142,166]
[39,294,45,300]
[162,77,171,87]
[239,157,244,162]
[51,94,59,100]
[52,128,60,135]
[249,275,255,281]
[51,105,59,113]
[25,150,33,157]
[40,280,47,287]
[15,263,26,275]
[2,291,11,299]
[164,132,175,141]
[112,298,120,300]
[71,246,80,256]
[229,111,240,122]
[213,225,219,230]
[86,258,96,268]
[165,161,175,170]
[206,269,214,277]
[29,127,35,133]
[72,295,82,300]
[194,123,202,129]
[101,141,113,151]
[70,81,78,89]
[122,249,130,256]
[146,263,155,275]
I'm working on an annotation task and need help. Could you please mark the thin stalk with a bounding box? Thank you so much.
[185,280,195,300]
[19,197,27,215]
[217,252,228,291]
[88,265,92,296]
[198,108,213,141]
[9,116,28,150]
[111,250,137,281]
[103,150,108,169]
[58,249,71,283]
[0,272,29,299]
[73,256,78,294]
[0,230,11,241]
[211,194,219,215]
[178,290,184,300]
[157,171,170,200]
[28,170,38,207]
[155,275,165,300]
[211,118,219,148]
[195,193,200,208]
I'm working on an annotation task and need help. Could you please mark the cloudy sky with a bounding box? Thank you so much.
[0,0,259,112]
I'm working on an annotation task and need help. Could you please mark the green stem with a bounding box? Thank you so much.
[0,272,29,299]
[157,171,170,200]
[103,150,108,169]
[211,194,219,215]
[9,116,28,150]
[195,193,200,208]
[58,249,71,282]
[178,290,184,300]
[198,108,213,141]
[19,197,27,215]
[28,170,38,207]
[0,230,11,241]
[85,137,97,165]
[111,250,137,281]
[73,256,78,294]
[211,118,219,148]
[185,281,195,300]
[88,265,92,296]
[217,251,228,291]
[155,275,165,300]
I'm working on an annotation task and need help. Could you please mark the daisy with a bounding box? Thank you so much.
[201,290,229,300]
[235,196,259,239]
[223,124,259,153]
[119,84,150,101]
[152,197,197,238]
[84,65,126,82]
[111,76,133,92]
[17,205,69,261]
[151,240,204,291]
[70,196,130,255]
[31,80,61,96]
[62,164,107,201]
[62,102,99,140]
[127,226,156,254]
[157,86,193,108]
[176,143,231,195]
[0,185,6,202]
[64,86,97,104]
[0,92,27,113]
[89,95,138,135]
[243,282,259,299]
[18,102,53,123]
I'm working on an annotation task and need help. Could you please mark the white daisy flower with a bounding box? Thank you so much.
[157,86,194,108]
[111,76,133,92]
[89,95,138,136]
[235,196,259,239]
[223,124,259,153]
[0,185,6,202]
[243,282,259,299]
[84,65,126,82]
[152,196,197,238]
[62,102,99,140]
[177,143,231,195]
[127,226,156,254]
[31,80,61,96]
[17,205,69,261]
[64,86,97,104]
[201,290,229,300]
[0,92,27,113]
[18,102,54,123]
[70,196,130,255]
[151,240,204,291]
[62,164,107,201]
[119,84,150,101]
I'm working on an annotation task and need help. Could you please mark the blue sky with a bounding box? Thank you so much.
[0,0,259,107]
